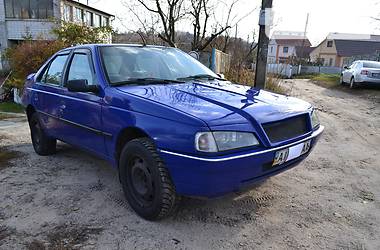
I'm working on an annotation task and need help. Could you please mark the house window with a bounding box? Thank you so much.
[4,0,53,19]
[75,7,83,22]
[85,11,93,26]
[329,58,333,66]
[279,57,288,64]
[283,47,289,53]
[94,14,100,27]
[327,40,333,47]
[63,4,72,21]
[102,16,109,27]
[270,46,273,53]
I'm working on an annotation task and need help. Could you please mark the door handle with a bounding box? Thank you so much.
[58,104,66,115]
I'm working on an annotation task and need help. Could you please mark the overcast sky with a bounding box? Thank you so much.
[86,0,380,46]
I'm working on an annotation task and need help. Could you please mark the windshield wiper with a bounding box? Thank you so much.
[177,74,227,81]
[112,78,185,87]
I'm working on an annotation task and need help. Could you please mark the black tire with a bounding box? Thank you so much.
[350,77,356,89]
[119,138,180,220]
[340,75,345,85]
[29,112,56,156]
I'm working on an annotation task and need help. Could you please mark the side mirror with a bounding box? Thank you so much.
[343,66,349,70]
[26,73,36,81]
[66,79,99,94]
[217,73,225,79]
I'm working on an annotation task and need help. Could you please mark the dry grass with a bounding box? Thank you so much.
[0,113,18,120]
[225,68,288,95]
[265,75,289,95]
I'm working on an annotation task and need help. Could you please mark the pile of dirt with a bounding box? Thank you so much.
[0,147,21,170]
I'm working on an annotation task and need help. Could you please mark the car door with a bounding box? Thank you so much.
[353,62,362,79]
[32,52,70,139]
[343,62,355,82]
[59,49,106,156]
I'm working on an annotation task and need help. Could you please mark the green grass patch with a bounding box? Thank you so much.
[294,73,340,88]
[0,102,24,113]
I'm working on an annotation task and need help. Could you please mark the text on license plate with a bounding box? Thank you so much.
[272,140,311,166]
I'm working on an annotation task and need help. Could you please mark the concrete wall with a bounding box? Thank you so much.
[266,64,294,78]
[6,20,57,40]
[300,65,342,75]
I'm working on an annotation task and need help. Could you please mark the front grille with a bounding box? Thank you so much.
[262,115,309,143]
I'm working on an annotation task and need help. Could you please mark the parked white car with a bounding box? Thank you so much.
[340,60,380,88]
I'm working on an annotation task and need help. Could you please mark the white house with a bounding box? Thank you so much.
[267,31,312,64]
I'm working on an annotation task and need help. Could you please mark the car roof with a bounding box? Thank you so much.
[60,43,172,52]
[354,60,380,64]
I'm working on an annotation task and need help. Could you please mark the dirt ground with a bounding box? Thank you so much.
[0,80,379,250]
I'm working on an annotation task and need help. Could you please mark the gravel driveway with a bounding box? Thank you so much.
[0,80,379,250]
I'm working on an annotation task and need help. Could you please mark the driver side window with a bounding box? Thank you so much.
[67,53,95,85]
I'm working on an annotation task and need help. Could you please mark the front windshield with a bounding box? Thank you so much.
[99,46,218,85]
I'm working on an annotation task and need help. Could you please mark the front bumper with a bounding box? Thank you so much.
[159,126,324,198]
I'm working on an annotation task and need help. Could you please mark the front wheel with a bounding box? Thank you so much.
[29,112,56,156]
[119,138,180,220]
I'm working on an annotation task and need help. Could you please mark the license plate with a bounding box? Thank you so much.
[372,73,380,78]
[272,140,311,166]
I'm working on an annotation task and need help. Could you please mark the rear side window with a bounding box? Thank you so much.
[67,53,95,85]
[41,54,69,85]
[363,62,380,69]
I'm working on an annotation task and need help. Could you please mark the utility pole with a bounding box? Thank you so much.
[299,13,310,63]
[254,0,273,89]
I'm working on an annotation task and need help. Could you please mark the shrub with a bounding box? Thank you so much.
[265,74,288,95]
[224,68,288,95]
[4,40,67,88]
[52,20,113,45]
[225,67,255,85]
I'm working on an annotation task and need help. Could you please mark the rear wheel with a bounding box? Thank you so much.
[29,112,56,155]
[119,138,180,220]
[350,77,356,89]
[340,75,345,85]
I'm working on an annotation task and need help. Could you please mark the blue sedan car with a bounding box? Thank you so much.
[21,44,324,220]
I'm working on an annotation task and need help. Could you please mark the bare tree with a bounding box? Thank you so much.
[124,0,257,51]
[189,0,230,51]
[120,2,161,44]
[228,32,258,82]
[218,0,258,53]
[134,0,186,47]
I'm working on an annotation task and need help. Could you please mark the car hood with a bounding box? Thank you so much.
[116,81,312,127]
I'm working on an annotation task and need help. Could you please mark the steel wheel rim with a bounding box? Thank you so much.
[129,156,155,207]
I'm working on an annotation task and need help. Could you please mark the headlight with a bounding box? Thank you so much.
[311,109,320,129]
[195,131,259,152]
